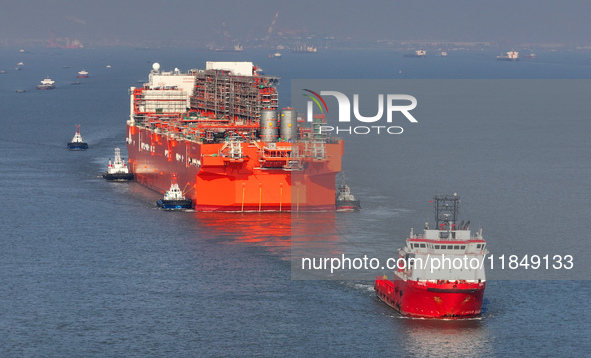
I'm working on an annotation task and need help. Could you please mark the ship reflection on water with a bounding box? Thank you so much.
[125,181,342,260]
[191,211,340,259]
[396,318,493,357]
[192,212,292,247]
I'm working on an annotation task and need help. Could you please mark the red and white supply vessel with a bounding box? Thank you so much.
[375,194,488,318]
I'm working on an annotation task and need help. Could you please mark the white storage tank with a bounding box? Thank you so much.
[260,110,278,142]
[280,108,297,141]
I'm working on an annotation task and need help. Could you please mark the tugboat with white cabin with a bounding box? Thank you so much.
[66,124,89,150]
[335,173,360,211]
[375,194,488,318]
[103,148,134,181]
[157,174,193,210]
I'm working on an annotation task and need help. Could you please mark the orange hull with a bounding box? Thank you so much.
[127,125,343,211]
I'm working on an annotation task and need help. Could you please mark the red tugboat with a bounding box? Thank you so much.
[375,194,488,318]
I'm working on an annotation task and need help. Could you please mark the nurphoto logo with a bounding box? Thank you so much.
[303,89,418,135]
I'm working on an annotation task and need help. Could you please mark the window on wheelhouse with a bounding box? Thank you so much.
[406,253,416,269]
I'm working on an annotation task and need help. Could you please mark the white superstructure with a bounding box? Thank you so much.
[163,182,186,200]
[395,194,488,283]
[71,127,84,143]
[497,50,519,61]
[106,148,130,174]
[205,61,254,76]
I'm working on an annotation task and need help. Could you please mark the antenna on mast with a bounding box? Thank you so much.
[433,193,460,230]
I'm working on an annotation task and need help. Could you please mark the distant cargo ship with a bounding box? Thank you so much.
[77,70,89,78]
[497,50,519,61]
[292,46,317,53]
[37,77,55,90]
[214,44,243,52]
[404,49,426,58]
[126,61,343,211]
[47,37,84,49]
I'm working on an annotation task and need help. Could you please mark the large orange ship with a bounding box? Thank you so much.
[126,61,343,211]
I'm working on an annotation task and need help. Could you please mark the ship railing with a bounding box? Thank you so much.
[324,137,341,144]
[283,160,303,171]
[225,140,243,159]
[259,155,290,162]
[301,140,327,160]
[410,233,477,241]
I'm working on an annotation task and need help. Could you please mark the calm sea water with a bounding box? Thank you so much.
[0,47,590,357]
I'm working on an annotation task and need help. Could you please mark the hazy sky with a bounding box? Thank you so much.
[2,0,590,46]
